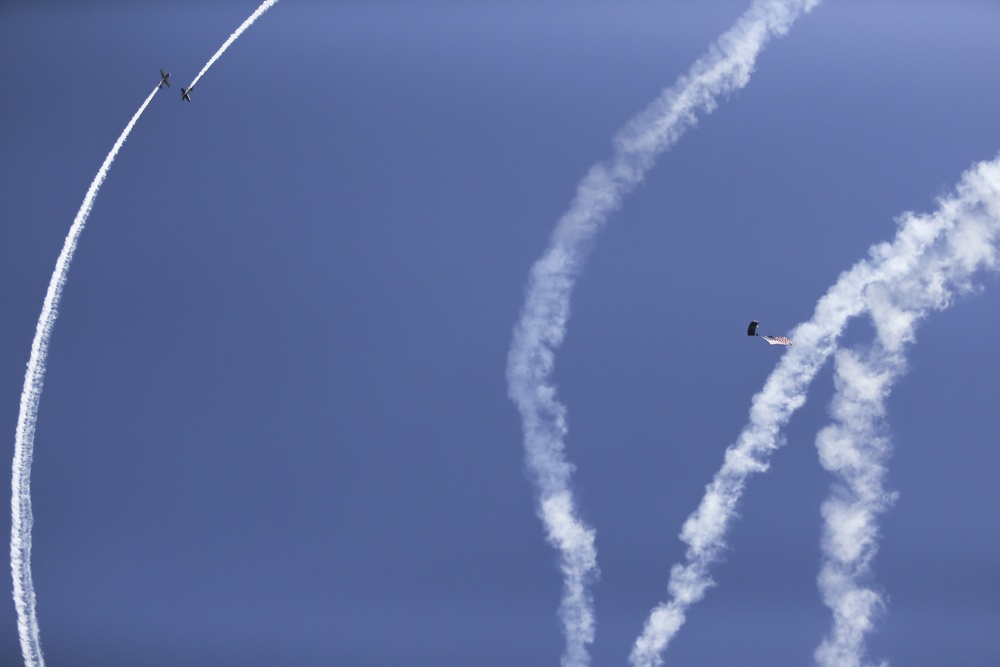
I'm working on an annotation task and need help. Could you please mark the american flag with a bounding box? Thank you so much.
[762,335,793,346]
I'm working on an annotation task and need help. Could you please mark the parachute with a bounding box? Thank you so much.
[747,320,792,346]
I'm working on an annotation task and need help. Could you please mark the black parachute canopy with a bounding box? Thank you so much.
[747,321,760,336]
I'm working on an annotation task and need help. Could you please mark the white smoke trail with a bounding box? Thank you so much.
[185,0,279,93]
[813,346,898,667]
[505,1,821,664]
[11,7,281,662]
[630,154,1000,667]
[11,84,161,667]
[813,162,1000,666]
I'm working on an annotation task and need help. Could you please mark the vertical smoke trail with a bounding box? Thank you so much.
[506,1,821,664]
[11,84,161,667]
[814,166,1000,666]
[630,154,1000,667]
[813,346,898,667]
[184,0,279,92]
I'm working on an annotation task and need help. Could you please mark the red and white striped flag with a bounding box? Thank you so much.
[762,335,793,346]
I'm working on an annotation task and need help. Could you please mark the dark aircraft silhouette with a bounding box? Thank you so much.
[158,70,171,89]
[181,85,194,102]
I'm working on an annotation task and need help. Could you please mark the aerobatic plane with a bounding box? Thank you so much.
[158,70,171,89]
[747,320,792,346]
[181,85,193,102]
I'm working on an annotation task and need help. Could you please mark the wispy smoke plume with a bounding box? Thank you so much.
[185,0,279,92]
[814,346,897,667]
[11,84,161,667]
[814,157,1000,666]
[505,1,821,664]
[630,154,1000,667]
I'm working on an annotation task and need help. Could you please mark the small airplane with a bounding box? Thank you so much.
[158,70,171,89]
[181,85,194,102]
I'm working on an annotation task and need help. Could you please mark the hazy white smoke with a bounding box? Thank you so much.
[814,346,898,667]
[10,84,161,667]
[506,1,821,664]
[186,0,279,92]
[814,158,1000,666]
[630,154,1000,667]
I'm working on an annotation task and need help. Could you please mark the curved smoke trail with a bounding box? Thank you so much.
[11,5,282,664]
[11,84,161,667]
[505,1,821,664]
[184,0,279,93]
[813,158,1000,667]
[630,154,1000,667]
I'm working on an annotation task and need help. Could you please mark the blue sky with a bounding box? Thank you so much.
[1,1,999,665]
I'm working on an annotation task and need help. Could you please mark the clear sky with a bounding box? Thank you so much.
[1,1,999,665]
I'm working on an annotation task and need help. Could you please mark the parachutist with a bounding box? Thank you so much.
[747,320,792,346]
